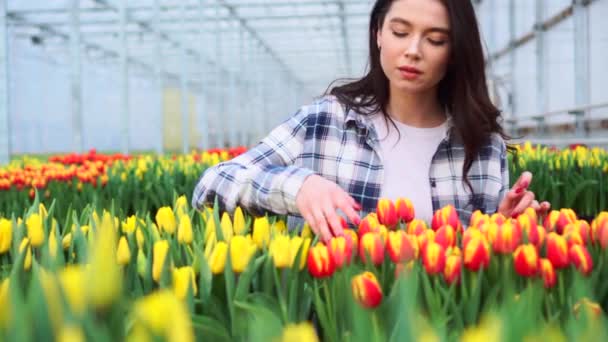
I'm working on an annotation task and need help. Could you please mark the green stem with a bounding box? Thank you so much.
[372,312,381,342]
[323,281,337,342]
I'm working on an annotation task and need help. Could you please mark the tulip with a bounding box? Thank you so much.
[422,241,446,275]
[543,209,576,234]
[175,195,189,216]
[19,238,32,271]
[307,243,335,278]
[358,213,381,238]
[328,236,353,269]
[444,254,462,285]
[278,323,320,342]
[0,219,11,254]
[462,227,482,248]
[569,244,593,276]
[253,216,270,249]
[359,232,385,265]
[208,241,228,274]
[377,198,398,228]
[386,231,418,263]
[521,207,538,224]
[271,220,287,235]
[395,197,415,223]
[289,236,311,270]
[518,214,545,249]
[463,237,490,272]
[220,212,234,242]
[153,240,170,282]
[591,212,608,246]
[230,235,257,273]
[300,223,313,239]
[539,258,556,288]
[490,212,507,225]
[434,225,456,249]
[573,297,603,319]
[136,227,145,249]
[469,210,490,230]
[122,215,138,234]
[407,218,428,236]
[155,207,176,235]
[513,244,539,277]
[233,207,247,235]
[137,249,148,278]
[131,290,194,342]
[62,233,73,250]
[177,215,193,245]
[351,271,383,309]
[343,229,359,250]
[173,266,197,299]
[431,205,462,232]
[563,221,590,246]
[25,213,44,247]
[269,235,291,268]
[116,236,131,266]
[546,233,569,269]
[489,220,522,254]
[416,229,436,253]
[87,215,121,309]
[59,266,86,315]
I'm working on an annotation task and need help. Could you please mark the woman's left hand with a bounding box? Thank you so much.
[498,171,551,219]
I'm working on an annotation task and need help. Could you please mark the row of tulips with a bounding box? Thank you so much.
[1,193,608,340]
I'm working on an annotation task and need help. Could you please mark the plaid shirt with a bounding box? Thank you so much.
[192,95,509,229]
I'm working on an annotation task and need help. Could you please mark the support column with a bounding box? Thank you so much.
[153,0,164,154]
[0,0,10,164]
[573,0,590,137]
[179,2,189,154]
[70,0,83,153]
[119,0,130,154]
[198,0,208,151]
[535,0,547,116]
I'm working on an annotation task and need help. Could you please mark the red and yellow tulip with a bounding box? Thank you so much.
[351,271,383,309]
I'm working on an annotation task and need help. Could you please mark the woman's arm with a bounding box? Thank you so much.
[191,105,315,216]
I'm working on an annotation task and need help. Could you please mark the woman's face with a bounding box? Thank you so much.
[376,0,451,95]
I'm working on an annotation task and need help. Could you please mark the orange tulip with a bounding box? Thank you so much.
[489,220,522,254]
[517,213,545,248]
[546,232,569,269]
[395,198,415,223]
[539,258,556,288]
[434,225,456,249]
[358,213,381,239]
[431,205,462,232]
[359,233,385,265]
[569,244,593,276]
[307,243,335,278]
[462,227,483,249]
[328,236,353,269]
[463,237,490,272]
[513,244,539,277]
[591,212,608,247]
[422,241,446,275]
[469,210,489,230]
[351,271,383,309]
[376,198,398,228]
[443,254,462,285]
[563,221,590,246]
[543,209,576,234]
[407,219,428,236]
[386,231,418,263]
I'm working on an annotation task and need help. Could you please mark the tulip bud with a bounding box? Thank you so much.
[462,227,483,248]
[591,212,608,246]
[351,271,383,309]
[522,207,538,224]
[434,225,456,249]
[177,215,193,245]
[153,240,170,282]
[269,235,291,269]
[155,207,176,235]
[569,244,593,276]
[546,232,569,269]
[489,220,522,254]
[25,213,45,247]
[172,266,197,299]
[329,236,353,269]
[539,258,556,288]
[289,236,311,270]
[253,216,270,249]
[519,214,545,249]
[343,229,359,250]
[116,236,131,266]
[395,198,415,223]
[431,205,462,232]
[463,237,490,272]
[301,223,313,239]
[543,209,576,234]
[377,198,398,228]
[416,229,435,253]
[490,213,507,225]
[513,244,539,277]
[444,254,462,285]
[407,218,428,236]
[233,207,247,235]
[307,243,335,278]
[563,221,590,246]
[19,238,32,271]
[386,231,418,264]
[230,235,257,273]
[358,213,381,238]
[62,233,73,251]
[422,241,446,275]
[137,249,148,278]
[220,212,234,242]
[469,210,489,229]
[208,241,228,274]
[0,219,12,255]
[359,232,385,265]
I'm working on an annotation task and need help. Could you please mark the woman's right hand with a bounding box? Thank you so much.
[296,175,361,242]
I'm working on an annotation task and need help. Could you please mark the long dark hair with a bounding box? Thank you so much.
[327,0,509,193]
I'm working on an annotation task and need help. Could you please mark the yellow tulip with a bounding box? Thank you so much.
[301,223,313,239]
[220,212,234,241]
[57,324,85,342]
[269,235,291,268]
[38,268,62,331]
[137,249,148,278]
[153,240,170,282]
[117,236,131,265]
[175,195,189,216]
[233,207,247,235]
[38,203,48,220]
[172,266,197,299]
[0,279,10,325]
[290,236,311,270]
[272,220,287,235]
[205,218,217,245]
[19,238,32,271]
[156,207,177,235]
[208,241,228,274]
[136,228,145,249]
[122,216,138,234]
[59,266,86,316]
[253,216,270,249]
[278,322,319,342]
[0,218,12,254]
[25,213,44,247]
[49,226,58,259]
[62,233,73,250]
[230,235,257,273]
[87,214,122,309]
[129,290,194,342]
[177,216,193,245]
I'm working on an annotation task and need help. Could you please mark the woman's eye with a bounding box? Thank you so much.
[392,31,408,38]
[428,39,447,46]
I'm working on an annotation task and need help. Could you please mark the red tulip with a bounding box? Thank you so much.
[407,219,428,236]
[431,205,462,232]
[489,220,522,254]
[343,228,359,250]
[563,220,590,246]
[462,228,483,249]
[569,244,593,276]
[543,209,577,234]
[358,213,381,239]
[469,210,489,229]
[591,212,608,247]
[307,243,335,278]
[539,258,556,288]
[395,197,415,223]
[376,198,398,228]
[434,225,456,249]
[351,271,383,309]
[328,236,353,269]
[422,241,446,275]
[444,253,462,285]
[513,244,539,277]
[463,237,490,272]
[386,231,418,263]
[490,212,507,226]
[359,233,385,265]
[546,232,569,269]
[416,229,436,254]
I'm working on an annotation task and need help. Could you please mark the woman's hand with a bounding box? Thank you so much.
[498,171,551,219]
[296,175,361,242]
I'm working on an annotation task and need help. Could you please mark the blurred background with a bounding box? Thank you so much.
[1,0,607,162]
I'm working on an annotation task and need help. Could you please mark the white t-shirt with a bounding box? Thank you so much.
[371,113,448,224]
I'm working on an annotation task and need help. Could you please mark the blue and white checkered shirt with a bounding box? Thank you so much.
[192,95,509,229]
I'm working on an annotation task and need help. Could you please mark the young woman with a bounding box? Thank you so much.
[192,0,550,242]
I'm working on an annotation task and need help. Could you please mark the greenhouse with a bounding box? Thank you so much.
[1,0,608,341]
